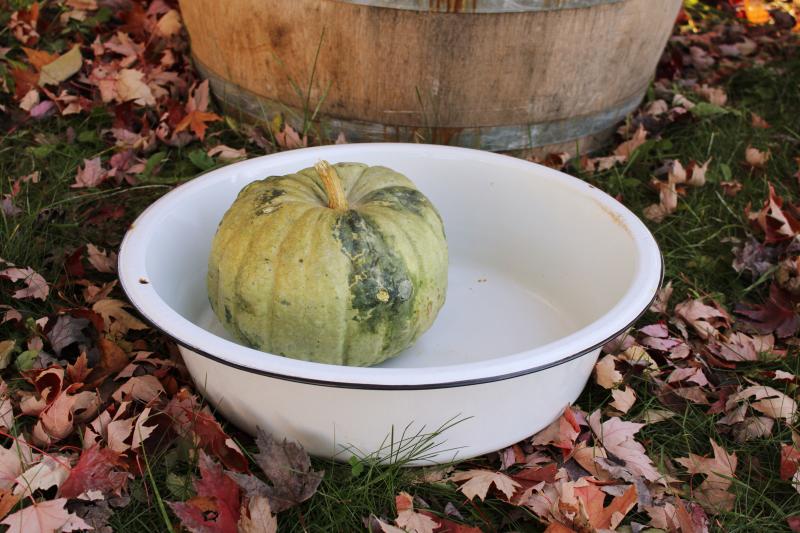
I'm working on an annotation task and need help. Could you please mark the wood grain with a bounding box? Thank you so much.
[179,0,680,142]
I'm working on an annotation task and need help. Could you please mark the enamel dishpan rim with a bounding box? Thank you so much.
[118,143,663,390]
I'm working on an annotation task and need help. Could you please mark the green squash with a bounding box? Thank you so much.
[207,161,448,366]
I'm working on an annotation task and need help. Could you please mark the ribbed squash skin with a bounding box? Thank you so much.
[207,162,448,366]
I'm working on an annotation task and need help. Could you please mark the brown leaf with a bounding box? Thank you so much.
[751,112,770,129]
[227,429,322,513]
[116,68,155,106]
[22,47,58,70]
[155,9,182,37]
[449,469,520,501]
[175,110,221,141]
[394,492,439,533]
[58,445,127,499]
[695,84,727,106]
[0,489,20,521]
[274,124,308,150]
[674,298,730,340]
[728,384,797,422]
[735,283,800,338]
[613,124,647,158]
[594,355,623,390]
[111,375,164,403]
[588,411,662,482]
[745,146,770,168]
[610,386,637,414]
[208,144,246,161]
[238,495,277,533]
[530,406,581,456]
[165,390,249,472]
[746,184,800,243]
[0,498,91,533]
[86,244,117,273]
[676,440,737,513]
[71,157,107,189]
[92,299,147,336]
[0,267,49,300]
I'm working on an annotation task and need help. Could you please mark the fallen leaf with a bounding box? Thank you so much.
[208,144,246,161]
[111,375,164,403]
[613,124,647,158]
[0,267,49,300]
[274,124,307,150]
[781,442,800,481]
[745,184,800,243]
[588,411,662,482]
[59,445,127,499]
[449,469,520,501]
[86,244,117,273]
[237,495,277,533]
[594,355,623,389]
[46,315,89,358]
[649,281,673,314]
[155,9,182,37]
[0,498,91,533]
[676,440,737,513]
[728,384,797,422]
[38,45,82,86]
[165,390,249,472]
[674,298,730,340]
[736,283,800,338]
[175,110,221,141]
[169,451,241,533]
[751,112,770,129]
[695,84,727,106]
[721,180,743,196]
[531,406,581,456]
[92,299,147,336]
[228,428,322,512]
[116,68,155,106]
[71,157,107,189]
[745,146,770,168]
[731,416,773,443]
[610,386,637,414]
[394,492,439,533]
[13,455,70,496]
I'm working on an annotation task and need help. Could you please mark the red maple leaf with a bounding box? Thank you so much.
[165,390,249,472]
[735,283,800,338]
[168,451,241,533]
[745,184,800,244]
[59,445,128,499]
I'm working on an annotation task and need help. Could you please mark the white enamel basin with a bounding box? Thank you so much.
[118,143,661,464]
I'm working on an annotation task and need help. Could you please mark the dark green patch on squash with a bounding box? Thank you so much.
[334,211,415,351]
[359,186,431,217]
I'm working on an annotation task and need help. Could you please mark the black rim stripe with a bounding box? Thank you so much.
[119,252,664,391]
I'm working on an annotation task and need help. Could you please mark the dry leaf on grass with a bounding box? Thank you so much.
[394,492,439,533]
[610,386,637,414]
[594,355,623,390]
[727,384,797,422]
[449,469,520,501]
[238,495,277,533]
[227,428,323,513]
[0,267,49,300]
[745,146,770,168]
[676,440,737,513]
[0,498,91,533]
[86,244,116,273]
[588,411,662,482]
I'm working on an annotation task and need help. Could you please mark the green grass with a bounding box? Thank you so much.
[2,9,800,533]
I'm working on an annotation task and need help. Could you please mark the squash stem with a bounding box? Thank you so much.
[315,160,348,210]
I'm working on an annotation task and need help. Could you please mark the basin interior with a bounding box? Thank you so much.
[143,149,640,368]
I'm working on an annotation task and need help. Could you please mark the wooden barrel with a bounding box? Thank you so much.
[179,0,681,152]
